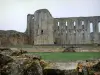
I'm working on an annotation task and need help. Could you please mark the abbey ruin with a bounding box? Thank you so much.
[0,9,100,46]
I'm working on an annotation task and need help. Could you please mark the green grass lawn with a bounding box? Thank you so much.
[27,52,100,62]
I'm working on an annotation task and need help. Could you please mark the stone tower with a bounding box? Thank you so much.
[34,9,54,45]
[26,9,54,45]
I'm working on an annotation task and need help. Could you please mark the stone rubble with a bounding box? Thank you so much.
[0,47,100,75]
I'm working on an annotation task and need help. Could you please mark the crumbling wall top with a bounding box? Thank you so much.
[34,9,52,17]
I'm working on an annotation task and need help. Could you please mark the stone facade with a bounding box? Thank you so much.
[54,17,100,45]
[0,9,100,46]
[26,9,54,45]
[26,9,100,45]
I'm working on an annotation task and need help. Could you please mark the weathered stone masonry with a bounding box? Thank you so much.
[54,17,100,45]
[0,9,100,46]
[26,9,54,45]
[26,9,100,45]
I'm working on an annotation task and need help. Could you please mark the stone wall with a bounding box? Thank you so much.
[54,17,100,44]
[33,9,54,45]
[27,9,100,45]
[0,9,100,46]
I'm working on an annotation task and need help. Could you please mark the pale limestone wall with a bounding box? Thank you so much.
[33,9,54,45]
[54,16,100,45]
[0,9,100,46]
[0,9,95,45]
[26,9,100,45]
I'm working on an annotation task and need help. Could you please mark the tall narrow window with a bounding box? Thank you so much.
[90,22,93,33]
[58,22,59,26]
[82,21,84,29]
[74,21,76,26]
[73,21,76,29]
[66,21,67,26]
[98,22,100,32]
[82,21,84,25]
[57,22,59,30]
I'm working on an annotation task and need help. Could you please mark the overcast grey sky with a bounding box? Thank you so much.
[0,0,100,32]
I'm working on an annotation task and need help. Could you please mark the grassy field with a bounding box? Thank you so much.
[28,52,100,62]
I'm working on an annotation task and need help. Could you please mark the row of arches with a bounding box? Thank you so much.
[90,22,100,32]
[57,21,84,26]
[57,21,100,33]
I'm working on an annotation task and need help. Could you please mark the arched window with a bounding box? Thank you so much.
[58,22,59,26]
[81,21,84,25]
[90,22,93,33]
[74,21,76,26]
[66,21,67,26]
[98,22,100,32]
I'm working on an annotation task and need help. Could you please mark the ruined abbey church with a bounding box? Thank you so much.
[0,9,100,46]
